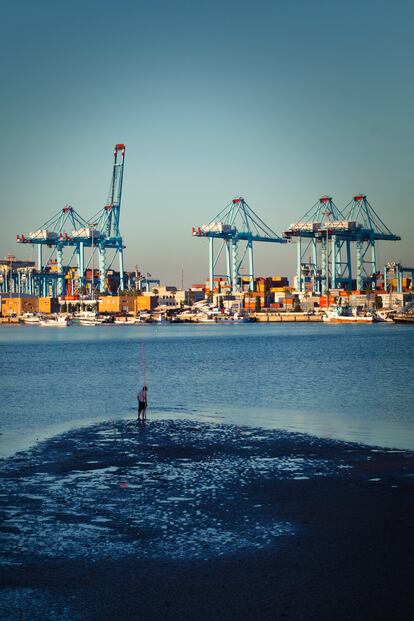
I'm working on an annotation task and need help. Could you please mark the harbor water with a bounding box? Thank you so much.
[0,322,414,457]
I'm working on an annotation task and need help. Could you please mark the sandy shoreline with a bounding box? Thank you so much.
[1,419,413,620]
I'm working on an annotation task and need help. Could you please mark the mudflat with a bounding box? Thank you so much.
[0,419,413,620]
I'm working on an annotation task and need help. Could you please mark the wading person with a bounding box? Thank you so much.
[137,385,148,420]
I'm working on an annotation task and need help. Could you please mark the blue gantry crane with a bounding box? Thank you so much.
[16,206,90,297]
[284,195,401,293]
[284,196,351,293]
[16,143,127,296]
[192,197,286,292]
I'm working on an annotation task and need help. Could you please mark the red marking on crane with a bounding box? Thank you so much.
[63,207,72,212]
[105,204,113,211]
[115,143,125,150]
[233,199,241,203]
[320,196,330,203]
[354,195,365,201]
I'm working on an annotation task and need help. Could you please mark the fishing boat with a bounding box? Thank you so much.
[40,314,72,327]
[323,306,375,323]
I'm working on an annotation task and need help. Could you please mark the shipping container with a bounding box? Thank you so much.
[289,222,321,232]
[71,227,101,238]
[29,229,58,240]
[200,222,234,233]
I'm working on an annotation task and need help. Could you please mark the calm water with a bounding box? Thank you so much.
[0,322,413,456]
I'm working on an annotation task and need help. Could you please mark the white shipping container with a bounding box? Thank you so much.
[330,220,358,230]
[201,222,234,233]
[290,222,321,231]
[29,229,58,240]
[71,228,101,238]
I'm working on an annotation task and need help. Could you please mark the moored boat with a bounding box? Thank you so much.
[20,313,41,324]
[40,314,72,327]
[75,311,114,326]
[323,306,375,323]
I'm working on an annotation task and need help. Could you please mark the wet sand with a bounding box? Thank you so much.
[1,419,413,620]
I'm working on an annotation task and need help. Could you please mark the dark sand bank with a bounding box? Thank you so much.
[1,419,413,620]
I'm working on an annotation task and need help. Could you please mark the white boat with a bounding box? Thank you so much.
[323,306,375,323]
[197,313,217,323]
[153,314,168,323]
[20,313,41,324]
[114,316,136,325]
[76,311,114,326]
[40,315,72,327]
[375,309,395,323]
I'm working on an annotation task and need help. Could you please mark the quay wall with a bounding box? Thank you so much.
[252,313,323,322]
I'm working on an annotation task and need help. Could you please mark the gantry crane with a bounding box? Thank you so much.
[16,206,89,297]
[16,144,127,296]
[284,196,352,293]
[192,197,286,292]
[284,195,401,293]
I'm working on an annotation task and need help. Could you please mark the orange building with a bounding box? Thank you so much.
[1,295,38,316]
[38,297,59,314]
[135,295,158,312]
[99,295,135,314]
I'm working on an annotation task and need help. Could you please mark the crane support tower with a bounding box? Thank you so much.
[284,195,401,293]
[192,197,286,293]
[86,143,126,292]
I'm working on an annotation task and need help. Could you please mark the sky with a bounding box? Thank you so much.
[1,0,413,286]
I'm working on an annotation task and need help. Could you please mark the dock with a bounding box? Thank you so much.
[252,312,323,322]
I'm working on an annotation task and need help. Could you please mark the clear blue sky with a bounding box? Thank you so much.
[1,0,413,286]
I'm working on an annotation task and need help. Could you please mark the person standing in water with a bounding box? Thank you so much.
[137,385,148,420]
